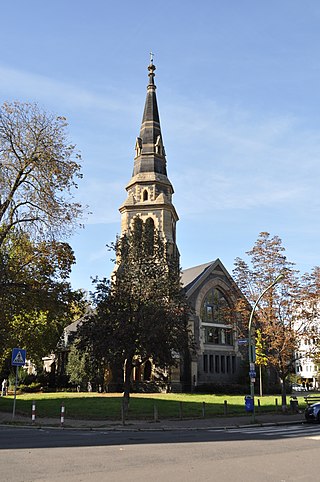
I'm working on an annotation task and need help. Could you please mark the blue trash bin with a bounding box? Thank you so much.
[244,395,254,412]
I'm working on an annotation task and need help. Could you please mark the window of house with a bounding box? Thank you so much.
[226,356,230,374]
[215,355,220,373]
[204,327,233,345]
[203,354,208,373]
[232,356,236,374]
[209,355,214,373]
[221,356,225,373]
[143,189,148,201]
[201,288,231,324]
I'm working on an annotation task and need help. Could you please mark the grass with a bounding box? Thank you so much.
[0,392,289,421]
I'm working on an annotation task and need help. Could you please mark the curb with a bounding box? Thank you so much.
[0,418,305,432]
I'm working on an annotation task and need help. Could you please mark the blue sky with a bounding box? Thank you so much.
[1,1,320,292]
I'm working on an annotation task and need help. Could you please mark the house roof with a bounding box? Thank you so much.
[181,261,215,289]
[181,259,237,298]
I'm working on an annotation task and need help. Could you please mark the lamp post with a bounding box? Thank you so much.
[248,273,284,421]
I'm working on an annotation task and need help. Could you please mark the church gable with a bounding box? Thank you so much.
[183,259,246,389]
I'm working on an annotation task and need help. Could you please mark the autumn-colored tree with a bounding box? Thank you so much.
[255,328,268,396]
[0,101,84,246]
[233,232,305,409]
[77,217,190,412]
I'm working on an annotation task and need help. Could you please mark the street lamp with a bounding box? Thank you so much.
[248,273,284,421]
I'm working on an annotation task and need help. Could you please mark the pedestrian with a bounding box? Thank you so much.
[1,379,7,397]
[87,381,92,392]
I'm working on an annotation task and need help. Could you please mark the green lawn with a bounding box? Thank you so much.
[0,392,291,421]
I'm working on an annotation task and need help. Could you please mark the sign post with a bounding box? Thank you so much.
[11,348,26,420]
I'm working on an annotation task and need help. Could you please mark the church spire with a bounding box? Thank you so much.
[119,60,179,257]
[133,60,167,177]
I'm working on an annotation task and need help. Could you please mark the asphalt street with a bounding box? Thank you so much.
[1,422,320,448]
[1,424,320,481]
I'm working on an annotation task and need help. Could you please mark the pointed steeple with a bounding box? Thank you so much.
[119,60,179,258]
[133,60,167,177]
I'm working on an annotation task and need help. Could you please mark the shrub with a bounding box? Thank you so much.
[194,383,248,395]
[18,382,42,393]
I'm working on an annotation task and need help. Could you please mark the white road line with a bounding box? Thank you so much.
[222,425,320,437]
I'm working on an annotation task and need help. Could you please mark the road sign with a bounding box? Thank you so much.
[249,370,256,378]
[237,339,248,345]
[11,348,26,366]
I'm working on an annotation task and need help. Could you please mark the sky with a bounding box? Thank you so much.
[1,1,320,293]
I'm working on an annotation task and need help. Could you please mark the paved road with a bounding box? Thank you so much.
[1,424,320,481]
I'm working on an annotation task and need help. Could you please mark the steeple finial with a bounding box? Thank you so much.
[148,52,156,86]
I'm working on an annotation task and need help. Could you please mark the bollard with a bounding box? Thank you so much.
[275,398,278,411]
[202,401,206,418]
[31,401,36,423]
[60,403,65,427]
[257,399,261,411]
[224,400,228,416]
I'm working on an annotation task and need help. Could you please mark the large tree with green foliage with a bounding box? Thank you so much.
[77,217,190,410]
[233,232,307,409]
[0,101,86,371]
[0,230,85,369]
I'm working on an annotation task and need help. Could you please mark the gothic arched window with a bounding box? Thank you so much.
[143,189,148,201]
[144,217,155,255]
[201,288,233,345]
[201,288,230,324]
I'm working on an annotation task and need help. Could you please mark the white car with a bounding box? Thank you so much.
[291,383,306,392]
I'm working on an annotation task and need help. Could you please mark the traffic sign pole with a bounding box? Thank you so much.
[11,348,27,420]
[12,365,18,420]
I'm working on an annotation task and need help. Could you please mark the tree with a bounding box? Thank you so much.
[0,101,86,371]
[0,101,84,247]
[233,232,305,409]
[66,344,91,388]
[255,328,268,397]
[0,230,84,370]
[77,217,190,411]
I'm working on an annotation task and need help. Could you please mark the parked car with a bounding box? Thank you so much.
[305,402,320,422]
[292,383,306,392]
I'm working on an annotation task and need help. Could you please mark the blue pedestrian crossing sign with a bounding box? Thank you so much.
[11,348,26,366]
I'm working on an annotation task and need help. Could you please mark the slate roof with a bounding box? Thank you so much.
[181,261,215,290]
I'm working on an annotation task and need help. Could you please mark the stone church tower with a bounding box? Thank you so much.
[119,60,179,258]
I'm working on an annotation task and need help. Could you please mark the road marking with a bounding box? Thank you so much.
[215,425,320,438]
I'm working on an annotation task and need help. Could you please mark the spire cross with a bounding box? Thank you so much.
[150,51,155,64]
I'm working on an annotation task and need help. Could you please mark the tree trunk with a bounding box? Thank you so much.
[122,357,133,416]
[281,376,287,412]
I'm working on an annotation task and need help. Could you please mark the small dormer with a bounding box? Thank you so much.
[155,135,164,155]
[135,137,142,157]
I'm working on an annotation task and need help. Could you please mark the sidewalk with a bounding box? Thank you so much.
[0,410,305,431]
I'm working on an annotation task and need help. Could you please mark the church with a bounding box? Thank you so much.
[118,59,246,392]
